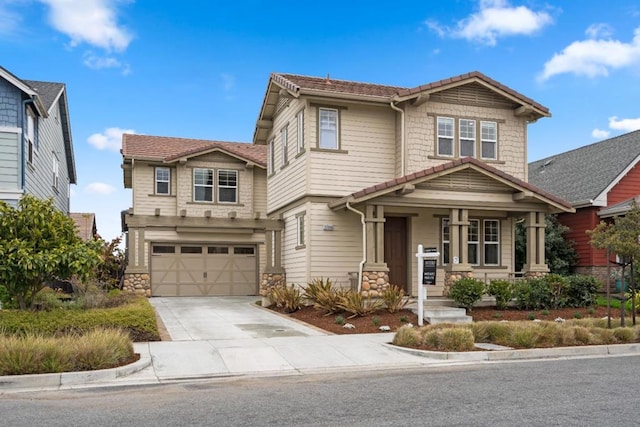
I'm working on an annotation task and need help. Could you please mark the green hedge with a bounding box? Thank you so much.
[0,297,160,342]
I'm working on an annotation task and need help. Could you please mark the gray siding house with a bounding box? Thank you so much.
[0,66,76,213]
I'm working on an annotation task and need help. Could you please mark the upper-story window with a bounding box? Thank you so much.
[281,125,288,165]
[459,119,476,157]
[436,117,498,160]
[268,139,274,175]
[297,109,304,154]
[481,121,497,160]
[318,107,339,149]
[437,117,454,157]
[25,109,36,164]
[296,212,305,247]
[218,169,238,203]
[155,167,170,195]
[52,155,59,190]
[194,168,213,202]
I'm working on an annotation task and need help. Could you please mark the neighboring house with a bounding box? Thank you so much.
[70,212,97,241]
[121,71,574,298]
[121,134,276,296]
[0,66,76,213]
[529,130,640,281]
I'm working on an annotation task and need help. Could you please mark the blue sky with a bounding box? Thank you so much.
[2,0,640,242]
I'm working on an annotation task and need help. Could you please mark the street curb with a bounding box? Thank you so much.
[384,342,640,361]
[0,351,152,393]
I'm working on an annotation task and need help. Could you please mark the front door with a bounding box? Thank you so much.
[384,216,408,292]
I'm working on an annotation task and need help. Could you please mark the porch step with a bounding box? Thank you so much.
[411,305,473,324]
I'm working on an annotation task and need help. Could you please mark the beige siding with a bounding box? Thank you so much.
[253,169,267,216]
[404,100,528,180]
[307,104,396,197]
[266,99,308,213]
[132,162,177,216]
[281,203,309,285]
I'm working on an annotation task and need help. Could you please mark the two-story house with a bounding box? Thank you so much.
[121,71,574,299]
[121,134,278,296]
[0,66,76,213]
[255,71,573,299]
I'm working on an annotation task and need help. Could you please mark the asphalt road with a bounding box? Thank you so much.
[1,355,638,426]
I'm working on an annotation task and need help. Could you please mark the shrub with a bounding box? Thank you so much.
[514,277,550,310]
[545,274,569,309]
[526,312,536,320]
[303,278,345,314]
[487,279,513,310]
[449,278,485,312]
[381,285,409,313]
[334,315,345,325]
[337,290,384,318]
[269,284,302,313]
[573,312,583,319]
[613,327,636,343]
[509,324,539,348]
[372,316,380,327]
[392,325,421,348]
[566,275,601,308]
[33,287,64,311]
[436,328,475,352]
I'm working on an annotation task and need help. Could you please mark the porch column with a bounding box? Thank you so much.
[365,205,376,263]
[523,211,549,277]
[459,209,470,268]
[362,204,389,297]
[375,205,385,264]
[261,227,286,305]
[444,208,474,295]
[265,229,273,269]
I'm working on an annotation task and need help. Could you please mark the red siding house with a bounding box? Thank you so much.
[529,130,640,281]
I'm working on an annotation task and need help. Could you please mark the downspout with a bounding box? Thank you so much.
[346,201,365,293]
[390,100,405,176]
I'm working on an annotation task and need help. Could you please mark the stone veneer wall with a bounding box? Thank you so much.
[443,271,474,296]
[361,271,390,297]
[122,273,151,297]
[260,272,286,303]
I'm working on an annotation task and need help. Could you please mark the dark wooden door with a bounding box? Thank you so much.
[384,216,408,292]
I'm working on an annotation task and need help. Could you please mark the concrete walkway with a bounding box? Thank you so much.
[2,296,640,393]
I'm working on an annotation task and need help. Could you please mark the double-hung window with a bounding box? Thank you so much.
[217,169,237,203]
[26,110,35,164]
[459,119,476,157]
[481,121,497,160]
[296,110,304,153]
[281,126,288,165]
[437,117,454,157]
[483,220,500,265]
[155,167,170,195]
[319,108,338,149]
[468,220,479,265]
[194,168,213,202]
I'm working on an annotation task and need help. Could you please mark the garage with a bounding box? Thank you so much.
[150,243,257,296]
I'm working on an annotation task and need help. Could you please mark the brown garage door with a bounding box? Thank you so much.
[150,244,257,296]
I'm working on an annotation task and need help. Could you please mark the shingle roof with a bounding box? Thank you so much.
[70,212,97,241]
[329,157,572,211]
[122,134,267,167]
[23,80,64,112]
[528,130,640,205]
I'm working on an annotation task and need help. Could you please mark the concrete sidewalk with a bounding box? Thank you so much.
[2,297,640,393]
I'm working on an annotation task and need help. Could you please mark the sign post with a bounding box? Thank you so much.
[416,244,439,326]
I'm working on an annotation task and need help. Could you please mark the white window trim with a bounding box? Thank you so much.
[217,169,238,204]
[480,121,498,160]
[468,219,479,266]
[437,116,454,157]
[296,213,305,247]
[318,107,339,150]
[52,155,59,190]
[297,110,304,153]
[483,219,500,266]
[441,218,450,265]
[26,109,35,165]
[193,168,214,202]
[155,167,170,195]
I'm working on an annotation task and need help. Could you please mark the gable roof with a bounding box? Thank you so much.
[0,66,47,116]
[122,134,267,167]
[528,130,640,207]
[254,71,550,144]
[598,196,640,218]
[329,157,573,213]
[70,212,97,241]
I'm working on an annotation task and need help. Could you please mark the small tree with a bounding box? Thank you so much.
[0,196,102,309]
[94,235,126,290]
[588,202,640,326]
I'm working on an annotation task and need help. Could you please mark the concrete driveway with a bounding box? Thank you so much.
[149,296,326,341]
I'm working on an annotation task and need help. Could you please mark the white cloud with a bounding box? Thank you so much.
[591,128,610,139]
[88,127,135,151]
[39,0,133,52]
[539,27,640,81]
[83,51,131,74]
[608,116,640,132]
[0,2,22,36]
[221,73,236,91]
[85,182,116,195]
[586,23,613,39]
[427,0,553,46]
